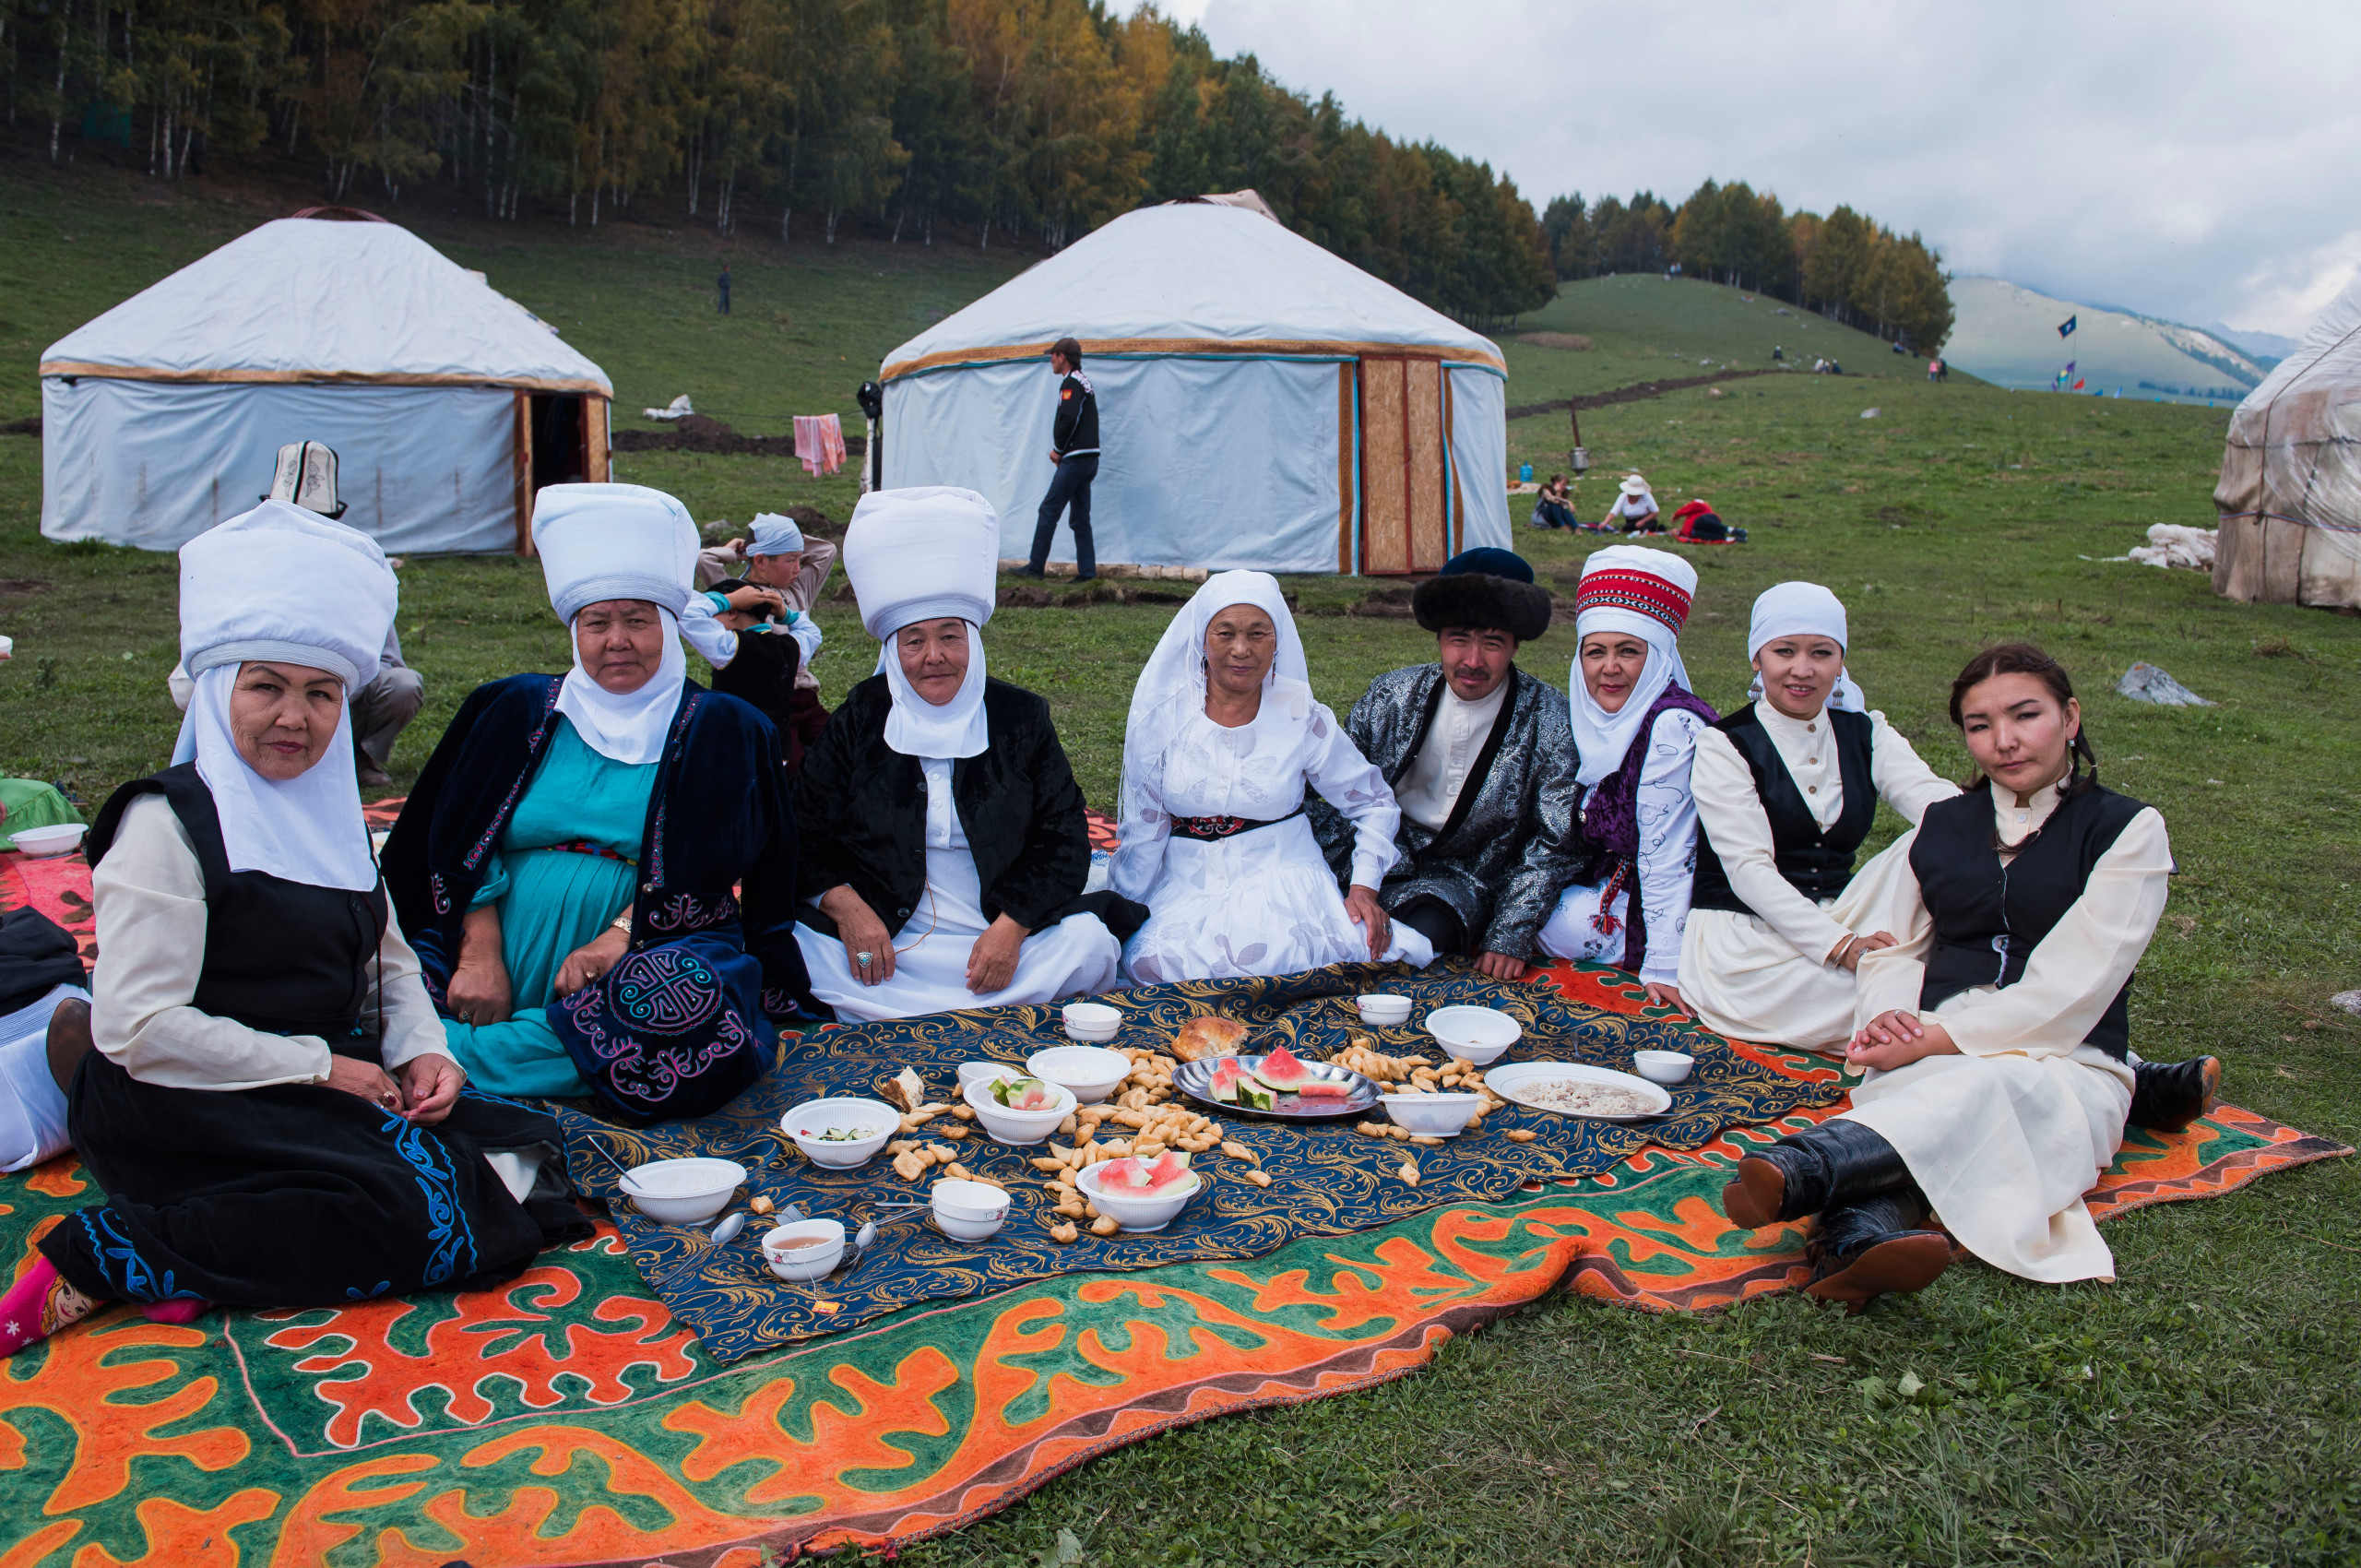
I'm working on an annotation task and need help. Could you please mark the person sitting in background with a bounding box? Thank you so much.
[1531,475,1578,530]
[689,519,833,773]
[694,512,835,690]
[1536,548,1718,1006]
[1116,572,1435,984]
[793,489,1133,1022]
[386,483,804,1124]
[1317,549,1583,981]
[1599,473,1660,534]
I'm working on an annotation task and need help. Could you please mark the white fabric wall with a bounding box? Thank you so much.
[42,378,516,554]
[884,356,1347,573]
[1447,366,1510,554]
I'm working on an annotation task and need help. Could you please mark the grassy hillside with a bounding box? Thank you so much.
[1945,276,2267,405]
[0,163,2356,1567]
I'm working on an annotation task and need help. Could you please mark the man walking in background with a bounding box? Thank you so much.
[1016,337,1098,582]
[718,262,732,315]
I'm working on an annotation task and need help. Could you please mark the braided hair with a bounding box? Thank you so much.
[1947,642,2100,799]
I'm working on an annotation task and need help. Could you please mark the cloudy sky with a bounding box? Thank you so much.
[1157,0,2355,339]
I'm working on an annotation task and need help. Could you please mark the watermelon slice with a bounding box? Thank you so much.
[1208,1057,1249,1104]
[1253,1046,1315,1094]
[1237,1078,1276,1111]
[991,1075,1060,1111]
[1101,1151,1193,1197]
[1295,1078,1352,1098]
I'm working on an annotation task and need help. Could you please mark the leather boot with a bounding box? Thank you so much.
[1804,1186,1952,1314]
[45,998,93,1093]
[2127,1056,2219,1134]
[1722,1117,1914,1230]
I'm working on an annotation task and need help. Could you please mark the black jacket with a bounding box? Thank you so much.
[1052,370,1099,457]
[794,675,1144,941]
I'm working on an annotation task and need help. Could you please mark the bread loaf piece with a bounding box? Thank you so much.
[1169,1015,1250,1063]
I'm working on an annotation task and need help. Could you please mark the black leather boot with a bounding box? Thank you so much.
[45,998,92,1093]
[1722,1117,1915,1229]
[2127,1056,2219,1134]
[1804,1186,1952,1314]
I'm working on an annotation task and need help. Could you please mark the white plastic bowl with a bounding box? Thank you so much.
[619,1157,745,1224]
[1426,1004,1522,1066]
[1379,1091,1483,1136]
[1076,1161,1201,1233]
[963,1075,1077,1145]
[958,1061,1022,1092]
[931,1177,1012,1240]
[1356,992,1413,1027]
[1062,1002,1123,1043]
[9,824,87,859]
[1026,1045,1131,1105]
[1632,1050,1694,1086]
[762,1218,846,1281]
[780,1097,899,1168]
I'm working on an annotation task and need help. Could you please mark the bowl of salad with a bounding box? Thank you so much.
[779,1097,900,1168]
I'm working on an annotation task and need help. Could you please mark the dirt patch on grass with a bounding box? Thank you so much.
[1517,332,1595,351]
[0,418,40,438]
[1507,366,1786,422]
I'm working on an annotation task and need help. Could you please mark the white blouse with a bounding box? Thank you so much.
[1620,707,1706,983]
[1691,706,1956,965]
[1394,678,1510,831]
[90,793,454,1091]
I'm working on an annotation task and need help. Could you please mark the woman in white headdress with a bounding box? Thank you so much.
[1536,547,1718,1004]
[791,489,1128,1023]
[385,484,803,1123]
[1675,582,1957,1052]
[1113,571,1433,984]
[3,502,585,1360]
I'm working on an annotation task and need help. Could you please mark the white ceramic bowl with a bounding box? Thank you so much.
[1426,1004,1523,1066]
[780,1097,899,1168]
[1076,1161,1202,1233]
[1379,1091,1483,1136]
[1632,1050,1694,1086]
[1026,1045,1131,1105]
[1062,1002,1123,1043]
[619,1157,745,1224]
[958,1061,1023,1092]
[1355,993,1414,1027]
[962,1075,1078,1145]
[762,1217,846,1281]
[9,824,87,859]
[931,1177,1012,1240]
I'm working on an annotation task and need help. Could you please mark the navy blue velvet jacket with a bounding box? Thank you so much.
[385,673,813,1017]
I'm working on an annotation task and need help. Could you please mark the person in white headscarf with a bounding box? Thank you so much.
[695,510,834,689]
[384,484,803,1123]
[790,488,1128,1023]
[1676,582,1957,1053]
[1536,547,1719,1005]
[3,501,585,1361]
[1113,571,1435,984]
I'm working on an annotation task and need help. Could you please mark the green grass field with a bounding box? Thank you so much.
[1,158,2356,1567]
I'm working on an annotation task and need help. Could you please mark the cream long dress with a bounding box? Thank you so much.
[1679,706,1957,1051]
[1844,783,2170,1283]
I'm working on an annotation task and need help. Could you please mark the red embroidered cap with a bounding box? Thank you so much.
[1573,544,1697,636]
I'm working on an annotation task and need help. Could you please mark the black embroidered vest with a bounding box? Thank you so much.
[1909,780,2149,1061]
[1691,704,1875,915]
[89,765,388,1057]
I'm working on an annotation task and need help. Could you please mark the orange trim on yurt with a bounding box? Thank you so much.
[37,361,611,396]
[881,336,1504,382]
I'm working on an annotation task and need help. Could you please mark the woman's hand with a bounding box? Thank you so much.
[397,1053,469,1125]
[719,584,786,631]
[554,927,631,997]
[326,1054,404,1112]
[1475,950,1528,982]
[1344,885,1392,958]
[1845,1010,1958,1072]
[447,905,512,1027]
[966,914,1030,995]
[1643,980,1691,1016]
[1830,931,1900,972]
[821,885,896,986]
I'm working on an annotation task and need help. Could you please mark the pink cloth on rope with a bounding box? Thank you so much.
[793,414,847,477]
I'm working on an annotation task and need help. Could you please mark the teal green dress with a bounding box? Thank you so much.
[440,719,657,1098]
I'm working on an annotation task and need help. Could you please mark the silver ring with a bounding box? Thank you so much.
[855,950,875,966]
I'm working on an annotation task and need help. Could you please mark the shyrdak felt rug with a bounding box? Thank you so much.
[0,959,2342,1567]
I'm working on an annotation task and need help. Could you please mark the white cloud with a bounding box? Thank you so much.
[1152,0,2361,337]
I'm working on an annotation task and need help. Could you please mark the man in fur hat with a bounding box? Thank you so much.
[1312,549,1585,980]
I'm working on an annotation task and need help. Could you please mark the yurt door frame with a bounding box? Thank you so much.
[1356,355,1451,575]
[513,392,611,552]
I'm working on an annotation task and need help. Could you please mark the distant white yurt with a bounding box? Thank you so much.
[877,196,1510,575]
[41,208,612,555]
[2213,275,2361,609]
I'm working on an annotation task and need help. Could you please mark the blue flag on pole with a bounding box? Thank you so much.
[2065,361,2076,374]
[2058,315,2078,338]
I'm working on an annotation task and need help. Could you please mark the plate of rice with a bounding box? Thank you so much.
[1482,1062,1671,1122]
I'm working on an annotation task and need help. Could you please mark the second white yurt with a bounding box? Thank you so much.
[41,208,612,556]
[2214,274,2361,609]
[877,196,1510,575]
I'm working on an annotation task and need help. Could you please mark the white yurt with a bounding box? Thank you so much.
[41,208,612,555]
[2213,274,2361,609]
[877,196,1510,575]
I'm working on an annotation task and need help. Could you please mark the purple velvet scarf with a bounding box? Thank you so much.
[1576,683,1720,968]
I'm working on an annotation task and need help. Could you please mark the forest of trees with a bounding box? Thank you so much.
[1541,180,1953,351]
[0,0,1558,325]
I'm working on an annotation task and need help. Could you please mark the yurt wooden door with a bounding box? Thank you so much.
[1358,355,1449,575]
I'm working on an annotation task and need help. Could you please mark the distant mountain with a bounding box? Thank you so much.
[2205,322,2299,367]
[1942,278,2267,405]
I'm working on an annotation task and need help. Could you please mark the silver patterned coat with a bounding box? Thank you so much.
[1310,663,1587,959]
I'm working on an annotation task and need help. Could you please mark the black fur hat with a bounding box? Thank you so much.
[1413,548,1551,641]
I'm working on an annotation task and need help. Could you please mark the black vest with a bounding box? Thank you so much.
[89,765,389,1056]
[1691,704,1875,915]
[1909,780,2149,1061]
